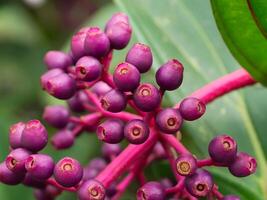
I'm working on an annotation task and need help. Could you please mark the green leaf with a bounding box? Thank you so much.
[112,0,267,199]
[210,0,267,85]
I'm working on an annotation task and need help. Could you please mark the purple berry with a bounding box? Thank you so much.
[160,178,173,190]
[45,73,76,99]
[156,108,183,134]
[43,105,70,128]
[185,169,213,198]
[100,89,127,113]
[153,142,166,159]
[124,119,149,144]
[156,59,183,90]
[97,119,124,144]
[133,83,161,112]
[44,51,72,70]
[88,158,107,171]
[175,154,197,176]
[84,27,110,58]
[9,122,25,149]
[113,62,140,92]
[23,173,46,188]
[54,157,83,187]
[106,22,132,50]
[51,129,75,150]
[228,152,257,177]
[68,91,89,112]
[78,179,106,200]
[126,43,153,73]
[83,167,99,180]
[179,97,206,121]
[21,120,48,152]
[105,13,129,31]
[75,56,102,81]
[223,195,240,200]
[71,27,90,60]
[137,181,165,200]
[25,154,54,180]
[5,148,31,174]
[208,135,237,165]
[90,81,112,97]
[0,162,24,185]
[102,143,121,159]
[40,69,64,90]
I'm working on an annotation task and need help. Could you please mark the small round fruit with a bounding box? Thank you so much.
[71,27,90,60]
[102,143,121,159]
[43,105,70,129]
[44,51,72,70]
[175,154,197,176]
[100,89,127,113]
[124,119,149,144]
[67,91,89,113]
[9,122,25,149]
[51,129,75,150]
[179,97,206,121]
[78,179,106,200]
[0,162,25,185]
[137,181,165,200]
[40,69,64,90]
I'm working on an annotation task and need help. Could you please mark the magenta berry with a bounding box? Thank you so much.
[75,56,102,81]
[43,105,70,128]
[228,152,257,177]
[83,167,99,181]
[5,148,31,174]
[21,120,48,152]
[102,143,121,159]
[78,179,106,200]
[25,154,54,180]
[113,62,141,92]
[40,69,64,90]
[156,59,183,90]
[160,178,173,190]
[137,181,165,200]
[175,154,197,176]
[68,91,89,112]
[124,119,149,144]
[44,50,72,70]
[97,119,124,144]
[185,169,213,198]
[45,73,76,100]
[84,27,110,58]
[51,129,75,150]
[0,162,25,185]
[126,43,153,73]
[22,173,46,188]
[54,157,83,187]
[100,89,127,113]
[105,13,129,31]
[133,83,161,112]
[208,134,237,165]
[9,122,25,149]
[71,27,90,60]
[156,108,183,134]
[88,158,107,171]
[90,81,112,97]
[179,97,206,121]
[223,195,240,200]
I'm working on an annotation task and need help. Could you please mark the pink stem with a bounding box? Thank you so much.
[46,178,78,192]
[197,158,226,167]
[160,134,189,154]
[165,177,185,194]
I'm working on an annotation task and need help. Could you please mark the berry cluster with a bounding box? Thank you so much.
[0,12,257,200]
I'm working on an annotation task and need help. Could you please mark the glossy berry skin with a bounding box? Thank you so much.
[175,154,197,176]
[40,69,64,90]
[67,91,89,112]
[22,173,46,188]
[90,81,112,97]
[100,89,127,113]
[102,143,121,159]
[75,56,102,81]
[5,148,31,174]
[21,120,48,152]
[78,179,106,200]
[156,59,183,90]
[0,162,25,185]
[222,195,240,200]
[105,13,129,31]
[84,27,110,58]
[9,122,25,149]
[228,152,257,177]
[54,157,83,187]
[25,154,54,180]
[124,119,150,144]
[71,27,90,60]
[113,62,140,92]
[51,129,75,150]
[126,43,153,73]
[43,105,70,128]
[44,51,72,70]
[208,135,237,165]
[185,169,213,198]
[133,83,161,112]
[97,119,124,144]
[106,21,132,50]
[45,73,76,100]
[179,97,206,121]
[156,108,183,134]
[137,181,165,200]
